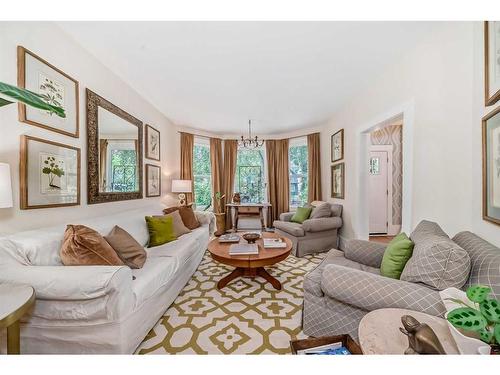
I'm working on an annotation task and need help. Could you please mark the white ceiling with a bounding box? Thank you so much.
[58,21,440,135]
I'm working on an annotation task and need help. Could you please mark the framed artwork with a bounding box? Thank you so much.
[485,21,500,106]
[331,163,345,199]
[17,46,79,137]
[145,124,160,161]
[331,129,344,162]
[482,106,500,225]
[20,135,80,209]
[146,164,161,197]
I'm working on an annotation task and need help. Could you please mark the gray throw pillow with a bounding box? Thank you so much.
[310,202,332,219]
[401,221,471,290]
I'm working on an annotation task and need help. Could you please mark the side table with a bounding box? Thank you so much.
[358,308,459,354]
[0,283,35,354]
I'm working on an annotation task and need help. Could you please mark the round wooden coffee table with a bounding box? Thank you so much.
[208,232,292,290]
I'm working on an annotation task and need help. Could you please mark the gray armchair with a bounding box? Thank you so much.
[273,202,343,257]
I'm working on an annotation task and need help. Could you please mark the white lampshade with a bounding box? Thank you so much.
[0,163,13,208]
[171,179,192,193]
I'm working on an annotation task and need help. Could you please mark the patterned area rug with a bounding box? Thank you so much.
[137,251,326,354]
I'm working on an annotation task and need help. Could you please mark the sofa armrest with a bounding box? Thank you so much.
[195,211,215,235]
[302,217,342,233]
[344,239,387,268]
[320,265,446,317]
[0,263,133,301]
[279,212,294,222]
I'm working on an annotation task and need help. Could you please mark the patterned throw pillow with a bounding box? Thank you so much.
[401,221,471,290]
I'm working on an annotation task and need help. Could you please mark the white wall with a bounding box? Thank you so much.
[0,22,179,234]
[321,22,500,247]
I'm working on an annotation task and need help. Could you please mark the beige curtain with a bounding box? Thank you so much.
[180,132,194,203]
[307,132,322,202]
[266,139,290,222]
[99,139,108,191]
[209,137,224,213]
[222,139,238,227]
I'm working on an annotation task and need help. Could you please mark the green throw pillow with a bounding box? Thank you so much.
[380,232,415,279]
[145,216,177,248]
[291,207,313,224]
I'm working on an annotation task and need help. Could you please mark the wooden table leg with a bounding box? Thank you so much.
[257,267,282,290]
[259,207,265,230]
[217,268,244,289]
[7,321,20,354]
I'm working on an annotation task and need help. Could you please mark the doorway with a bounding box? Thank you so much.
[369,145,392,234]
[367,120,403,236]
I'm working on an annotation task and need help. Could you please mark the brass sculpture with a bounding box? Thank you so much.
[399,315,446,354]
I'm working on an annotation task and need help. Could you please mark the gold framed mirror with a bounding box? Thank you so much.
[86,89,143,204]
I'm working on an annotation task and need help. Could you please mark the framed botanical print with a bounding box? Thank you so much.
[20,135,80,209]
[17,46,79,137]
[146,164,161,197]
[145,124,160,161]
[482,106,500,225]
[331,129,344,162]
[485,21,500,106]
[331,163,345,199]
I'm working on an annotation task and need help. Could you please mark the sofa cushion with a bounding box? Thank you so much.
[401,231,471,290]
[104,226,147,269]
[131,257,177,308]
[453,231,500,300]
[291,207,313,224]
[60,225,125,266]
[380,233,414,279]
[302,217,342,233]
[410,220,449,243]
[274,221,305,237]
[310,202,332,219]
[145,216,177,247]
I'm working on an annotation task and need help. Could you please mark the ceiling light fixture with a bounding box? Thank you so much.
[238,119,264,149]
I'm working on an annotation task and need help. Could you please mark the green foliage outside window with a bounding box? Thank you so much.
[235,148,265,203]
[289,144,308,207]
[193,143,212,210]
[111,149,137,192]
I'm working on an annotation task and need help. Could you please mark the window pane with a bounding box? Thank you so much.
[193,142,212,210]
[289,140,308,207]
[110,149,137,192]
[235,147,265,203]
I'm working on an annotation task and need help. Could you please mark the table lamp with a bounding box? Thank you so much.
[0,163,13,208]
[171,179,192,206]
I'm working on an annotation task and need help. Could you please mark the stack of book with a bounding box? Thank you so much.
[218,234,240,243]
[297,342,351,355]
[263,238,287,248]
[228,243,259,255]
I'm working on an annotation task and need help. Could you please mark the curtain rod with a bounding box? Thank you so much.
[177,131,317,141]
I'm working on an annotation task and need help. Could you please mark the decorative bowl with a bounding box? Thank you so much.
[242,232,260,244]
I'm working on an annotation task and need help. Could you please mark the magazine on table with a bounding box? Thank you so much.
[229,243,259,255]
[263,238,287,248]
[219,234,241,243]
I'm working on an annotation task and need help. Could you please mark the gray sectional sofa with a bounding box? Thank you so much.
[302,220,500,341]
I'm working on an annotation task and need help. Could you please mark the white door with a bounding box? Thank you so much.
[369,150,389,234]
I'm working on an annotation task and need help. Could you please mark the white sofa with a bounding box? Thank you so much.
[0,205,213,354]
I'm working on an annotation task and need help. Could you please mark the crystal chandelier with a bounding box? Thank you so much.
[238,119,264,149]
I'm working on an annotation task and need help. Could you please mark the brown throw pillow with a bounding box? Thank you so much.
[177,205,200,230]
[163,206,179,215]
[104,226,147,269]
[60,225,124,266]
[156,210,191,237]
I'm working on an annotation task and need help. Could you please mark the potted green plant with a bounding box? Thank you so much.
[213,192,226,236]
[0,81,65,117]
[446,285,500,354]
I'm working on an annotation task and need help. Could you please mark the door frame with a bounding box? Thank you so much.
[369,145,393,235]
[354,100,414,240]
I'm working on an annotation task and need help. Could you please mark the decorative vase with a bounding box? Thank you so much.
[214,213,226,237]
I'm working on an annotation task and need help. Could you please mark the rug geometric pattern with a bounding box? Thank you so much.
[137,251,326,354]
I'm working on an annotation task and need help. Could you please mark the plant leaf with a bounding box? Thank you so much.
[466,285,492,303]
[0,97,13,107]
[447,307,487,332]
[0,81,65,118]
[478,327,494,344]
[495,323,500,345]
[480,298,500,323]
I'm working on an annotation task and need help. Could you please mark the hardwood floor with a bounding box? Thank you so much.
[369,235,394,244]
